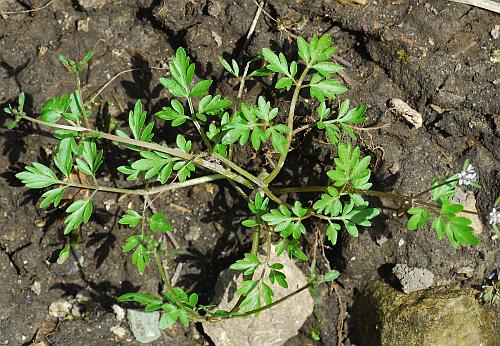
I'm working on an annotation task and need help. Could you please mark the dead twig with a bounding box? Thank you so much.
[0,0,54,16]
[89,66,167,104]
[237,61,251,99]
[332,55,353,68]
[333,282,346,346]
[448,0,500,13]
[238,1,265,59]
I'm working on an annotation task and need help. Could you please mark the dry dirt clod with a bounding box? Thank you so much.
[206,0,222,17]
[34,318,58,346]
[352,282,498,345]
[376,234,389,246]
[388,162,400,174]
[211,30,222,47]
[389,98,423,129]
[393,264,435,293]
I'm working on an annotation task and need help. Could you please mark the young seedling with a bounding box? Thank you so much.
[5,34,498,327]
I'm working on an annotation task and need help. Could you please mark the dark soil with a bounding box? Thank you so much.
[0,0,498,345]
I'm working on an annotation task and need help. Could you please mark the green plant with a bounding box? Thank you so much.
[481,280,500,305]
[5,34,498,327]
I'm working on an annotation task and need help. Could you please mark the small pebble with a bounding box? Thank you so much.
[113,304,125,322]
[34,219,46,228]
[38,46,48,57]
[388,162,400,175]
[212,31,222,47]
[48,299,72,319]
[111,326,127,338]
[31,281,42,295]
[376,235,388,246]
[491,25,500,40]
[77,19,90,32]
[398,238,405,247]
[71,305,83,318]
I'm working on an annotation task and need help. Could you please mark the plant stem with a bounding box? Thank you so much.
[20,114,254,188]
[187,97,213,151]
[274,186,327,193]
[413,177,459,198]
[62,174,226,195]
[212,153,286,203]
[75,75,90,129]
[291,121,391,137]
[251,226,260,255]
[209,282,312,321]
[212,153,262,187]
[229,224,261,314]
[275,185,479,215]
[263,65,311,184]
[154,251,205,322]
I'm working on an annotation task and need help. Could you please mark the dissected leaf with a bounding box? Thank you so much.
[16,163,59,189]
[64,199,93,234]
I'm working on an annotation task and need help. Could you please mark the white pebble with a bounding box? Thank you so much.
[31,281,41,295]
[110,326,127,338]
[113,304,126,322]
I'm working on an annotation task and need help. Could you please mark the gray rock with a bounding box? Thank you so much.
[203,248,314,346]
[127,310,161,344]
[393,264,434,293]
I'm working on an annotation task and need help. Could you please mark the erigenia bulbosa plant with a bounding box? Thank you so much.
[5,34,498,327]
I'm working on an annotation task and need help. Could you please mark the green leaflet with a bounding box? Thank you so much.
[16,163,59,189]
[64,199,93,234]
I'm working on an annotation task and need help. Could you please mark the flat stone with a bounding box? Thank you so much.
[127,310,161,344]
[352,281,499,346]
[393,263,434,293]
[202,248,314,346]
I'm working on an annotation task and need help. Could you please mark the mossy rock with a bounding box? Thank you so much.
[351,281,499,346]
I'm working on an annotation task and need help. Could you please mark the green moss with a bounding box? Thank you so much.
[352,282,499,346]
